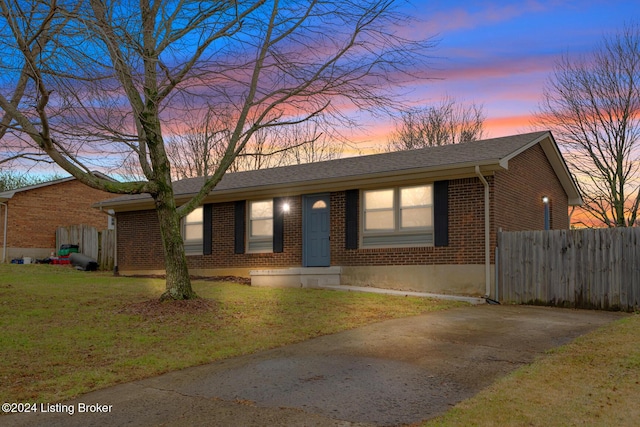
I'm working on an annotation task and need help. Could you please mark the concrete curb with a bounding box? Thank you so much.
[318,284,487,304]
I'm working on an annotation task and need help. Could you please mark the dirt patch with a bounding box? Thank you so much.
[127,274,252,285]
[193,275,252,285]
[117,298,218,319]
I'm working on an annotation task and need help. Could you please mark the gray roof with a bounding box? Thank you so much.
[0,171,114,202]
[99,131,581,207]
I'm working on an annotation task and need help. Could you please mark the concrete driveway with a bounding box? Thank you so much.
[3,305,623,427]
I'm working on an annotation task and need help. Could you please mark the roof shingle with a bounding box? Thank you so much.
[103,131,550,205]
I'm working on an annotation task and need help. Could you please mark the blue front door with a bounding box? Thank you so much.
[303,194,330,267]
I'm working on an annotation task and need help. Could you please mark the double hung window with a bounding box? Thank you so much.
[248,200,274,252]
[362,184,433,247]
[183,206,203,255]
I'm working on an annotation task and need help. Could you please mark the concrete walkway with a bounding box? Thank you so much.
[3,305,624,427]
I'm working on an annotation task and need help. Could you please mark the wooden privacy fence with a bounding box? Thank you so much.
[99,229,115,272]
[55,225,115,271]
[498,228,640,312]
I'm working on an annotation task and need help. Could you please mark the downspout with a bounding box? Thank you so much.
[568,206,575,229]
[474,166,491,299]
[113,215,117,274]
[1,202,7,263]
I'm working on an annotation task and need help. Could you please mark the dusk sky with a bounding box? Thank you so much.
[354,0,638,151]
[3,1,637,174]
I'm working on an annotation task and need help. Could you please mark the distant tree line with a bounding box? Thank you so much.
[0,170,61,192]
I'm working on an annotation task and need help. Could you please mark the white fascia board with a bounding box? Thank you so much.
[498,131,583,206]
[0,191,16,202]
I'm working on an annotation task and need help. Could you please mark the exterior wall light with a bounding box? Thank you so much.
[282,202,290,213]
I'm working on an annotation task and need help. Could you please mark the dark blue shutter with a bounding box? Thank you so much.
[345,189,359,250]
[273,198,284,253]
[434,180,449,247]
[203,204,213,255]
[234,201,245,254]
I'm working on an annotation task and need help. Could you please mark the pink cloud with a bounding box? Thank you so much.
[426,51,556,82]
[484,114,537,137]
[406,1,552,38]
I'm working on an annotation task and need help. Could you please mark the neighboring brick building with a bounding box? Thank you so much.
[0,176,116,261]
[100,131,582,298]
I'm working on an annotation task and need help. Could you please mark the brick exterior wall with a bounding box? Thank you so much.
[117,199,304,271]
[494,144,569,232]
[117,178,490,270]
[331,178,487,266]
[0,180,115,251]
[116,209,164,270]
[115,144,571,273]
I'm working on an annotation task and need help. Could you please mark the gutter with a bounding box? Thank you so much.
[0,202,6,263]
[474,165,491,299]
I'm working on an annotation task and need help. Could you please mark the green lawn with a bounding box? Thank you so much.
[0,264,464,404]
[5,264,636,426]
[425,312,640,427]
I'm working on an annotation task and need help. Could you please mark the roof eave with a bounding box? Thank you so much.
[98,160,506,211]
[500,131,583,206]
[0,191,15,202]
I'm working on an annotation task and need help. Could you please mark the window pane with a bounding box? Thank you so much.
[186,207,203,223]
[365,210,394,230]
[182,207,203,254]
[251,219,273,237]
[184,207,203,242]
[364,189,393,209]
[401,207,432,228]
[312,200,327,209]
[401,185,431,207]
[185,223,203,241]
[251,200,273,219]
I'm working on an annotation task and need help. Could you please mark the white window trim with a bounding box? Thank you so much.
[361,184,434,248]
[247,199,274,253]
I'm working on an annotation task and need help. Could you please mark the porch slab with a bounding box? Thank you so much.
[250,267,342,288]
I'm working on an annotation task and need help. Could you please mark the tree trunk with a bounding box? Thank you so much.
[155,192,198,301]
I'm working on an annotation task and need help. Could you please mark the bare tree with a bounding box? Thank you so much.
[387,96,485,151]
[165,109,234,179]
[233,127,285,172]
[537,24,640,227]
[279,121,344,165]
[232,120,346,170]
[0,0,434,300]
[164,112,345,178]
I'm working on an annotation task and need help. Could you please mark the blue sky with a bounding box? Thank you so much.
[353,0,637,150]
[4,0,637,174]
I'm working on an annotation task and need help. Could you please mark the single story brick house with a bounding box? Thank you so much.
[0,174,116,262]
[99,131,581,298]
